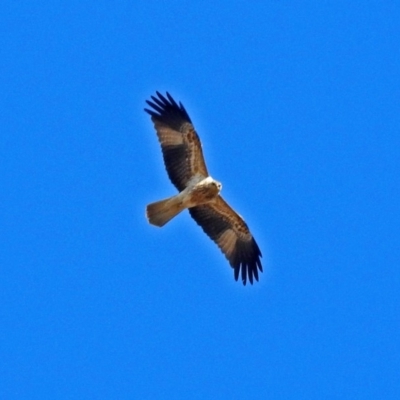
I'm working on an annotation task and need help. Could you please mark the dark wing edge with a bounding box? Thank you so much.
[144,92,208,191]
[189,197,262,285]
[144,91,192,131]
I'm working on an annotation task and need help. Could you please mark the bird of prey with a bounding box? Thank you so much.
[144,92,262,285]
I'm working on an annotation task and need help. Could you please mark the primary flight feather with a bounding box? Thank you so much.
[144,91,262,285]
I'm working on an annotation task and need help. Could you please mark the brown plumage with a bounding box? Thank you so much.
[145,91,262,285]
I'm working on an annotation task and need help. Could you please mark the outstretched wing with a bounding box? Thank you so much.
[144,92,208,191]
[189,196,262,285]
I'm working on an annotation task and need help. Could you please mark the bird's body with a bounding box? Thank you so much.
[144,92,262,285]
[147,176,222,227]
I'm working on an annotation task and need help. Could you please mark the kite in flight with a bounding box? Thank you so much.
[144,92,262,285]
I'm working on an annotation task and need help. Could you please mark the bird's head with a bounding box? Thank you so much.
[212,179,222,193]
[215,181,222,191]
[203,176,222,195]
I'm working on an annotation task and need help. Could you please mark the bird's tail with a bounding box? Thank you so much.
[146,194,185,227]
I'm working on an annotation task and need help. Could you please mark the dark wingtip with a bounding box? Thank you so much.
[232,237,262,286]
[144,92,192,129]
[144,107,158,118]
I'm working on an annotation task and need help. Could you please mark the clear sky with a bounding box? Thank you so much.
[1,1,399,399]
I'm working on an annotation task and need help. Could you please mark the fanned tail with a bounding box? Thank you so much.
[146,195,185,227]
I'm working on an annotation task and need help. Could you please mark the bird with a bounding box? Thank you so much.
[144,91,262,285]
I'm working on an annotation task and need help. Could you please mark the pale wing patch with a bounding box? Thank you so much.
[154,123,184,146]
[218,229,237,258]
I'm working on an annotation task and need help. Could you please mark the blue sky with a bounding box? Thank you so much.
[1,1,400,399]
